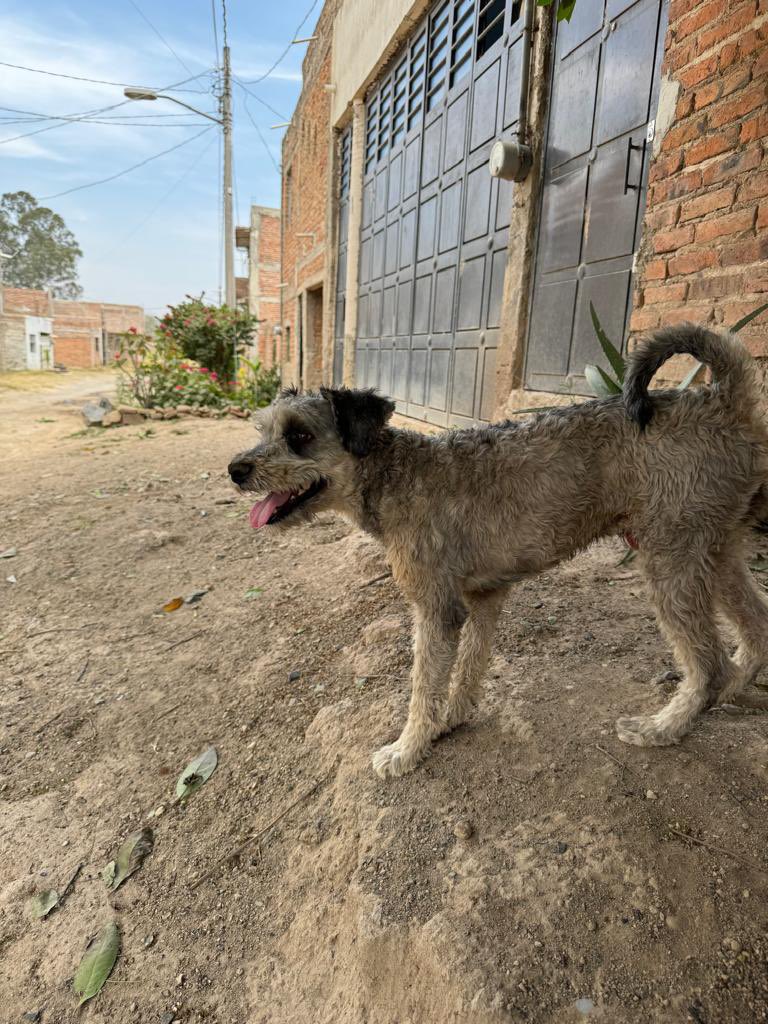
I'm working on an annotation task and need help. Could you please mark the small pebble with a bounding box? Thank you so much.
[288,670,301,682]
[722,937,742,953]
[645,790,658,801]
[143,933,155,947]
[552,841,568,855]
[453,819,474,840]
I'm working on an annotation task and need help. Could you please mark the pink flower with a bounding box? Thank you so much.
[128,326,138,335]
[210,372,218,380]
[174,384,184,390]
[183,318,191,327]
[199,367,209,374]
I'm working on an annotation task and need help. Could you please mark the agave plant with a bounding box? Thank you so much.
[585,299,768,399]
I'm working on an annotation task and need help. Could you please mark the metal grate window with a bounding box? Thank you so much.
[365,93,378,171]
[407,31,427,131]
[476,0,505,59]
[391,59,408,147]
[339,127,352,197]
[377,78,392,160]
[426,2,450,111]
[450,0,475,86]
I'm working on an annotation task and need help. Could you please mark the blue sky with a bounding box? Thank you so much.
[0,0,318,312]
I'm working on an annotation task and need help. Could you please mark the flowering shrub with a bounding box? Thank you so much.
[159,297,258,382]
[113,314,279,411]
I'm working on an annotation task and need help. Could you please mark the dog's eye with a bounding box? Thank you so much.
[285,430,313,454]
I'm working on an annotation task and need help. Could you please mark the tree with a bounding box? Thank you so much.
[0,191,83,298]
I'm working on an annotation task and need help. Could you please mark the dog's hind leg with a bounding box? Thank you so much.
[616,556,741,747]
[372,591,465,779]
[714,549,768,705]
[443,586,509,734]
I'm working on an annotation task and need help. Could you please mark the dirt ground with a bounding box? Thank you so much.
[2,373,768,1024]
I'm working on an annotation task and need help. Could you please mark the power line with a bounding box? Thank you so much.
[125,0,196,78]
[0,61,211,93]
[233,76,287,121]
[96,132,218,260]
[210,0,220,68]
[40,126,214,199]
[0,101,132,145]
[240,94,281,175]
[241,0,319,85]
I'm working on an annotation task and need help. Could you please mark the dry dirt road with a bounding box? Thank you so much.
[2,374,768,1024]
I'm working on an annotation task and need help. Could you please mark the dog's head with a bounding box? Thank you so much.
[227,385,395,529]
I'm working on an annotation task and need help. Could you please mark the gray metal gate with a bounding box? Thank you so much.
[355,0,526,426]
[525,0,667,393]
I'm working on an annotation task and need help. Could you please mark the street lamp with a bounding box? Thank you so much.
[123,54,235,311]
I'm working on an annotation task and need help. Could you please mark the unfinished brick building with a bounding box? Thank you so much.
[0,287,144,370]
[280,0,768,424]
[237,206,282,368]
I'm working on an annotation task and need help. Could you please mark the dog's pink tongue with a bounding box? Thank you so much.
[249,491,291,529]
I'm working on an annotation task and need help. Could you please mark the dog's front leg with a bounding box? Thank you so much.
[372,596,464,779]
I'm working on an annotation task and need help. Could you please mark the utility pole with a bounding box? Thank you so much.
[222,44,235,310]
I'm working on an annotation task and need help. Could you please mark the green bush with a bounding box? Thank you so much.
[159,298,259,383]
[113,324,279,411]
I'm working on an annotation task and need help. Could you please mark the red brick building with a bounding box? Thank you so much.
[630,0,768,376]
[237,206,282,368]
[278,0,768,425]
[280,0,340,388]
[0,287,143,370]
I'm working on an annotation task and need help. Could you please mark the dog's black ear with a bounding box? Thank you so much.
[320,386,395,457]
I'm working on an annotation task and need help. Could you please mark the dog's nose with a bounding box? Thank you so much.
[228,458,252,485]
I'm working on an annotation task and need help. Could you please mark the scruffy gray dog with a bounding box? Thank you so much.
[229,325,768,779]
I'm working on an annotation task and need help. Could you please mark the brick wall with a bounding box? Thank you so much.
[3,288,51,317]
[247,207,281,368]
[1,288,143,368]
[281,2,339,385]
[632,0,768,374]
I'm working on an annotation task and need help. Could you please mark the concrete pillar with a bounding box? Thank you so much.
[492,6,554,418]
[342,98,366,387]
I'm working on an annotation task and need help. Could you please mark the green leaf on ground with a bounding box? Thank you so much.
[244,586,263,600]
[72,921,120,1005]
[176,746,218,800]
[28,890,60,919]
[103,828,154,892]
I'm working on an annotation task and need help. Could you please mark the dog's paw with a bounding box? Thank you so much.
[441,697,474,735]
[615,714,678,747]
[372,738,429,779]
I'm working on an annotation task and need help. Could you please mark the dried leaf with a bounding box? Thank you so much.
[162,597,184,613]
[103,828,154,892]
[28,889,60,919]
[72,921,120,1005]
[0,547,17,559]
[176,746,218,800]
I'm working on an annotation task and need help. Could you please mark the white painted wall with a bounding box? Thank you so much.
[331,0,431,126]
[25,315,54,370]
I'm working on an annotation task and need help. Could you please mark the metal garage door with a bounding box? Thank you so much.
[525,0,667,393]
[355,0,526,426]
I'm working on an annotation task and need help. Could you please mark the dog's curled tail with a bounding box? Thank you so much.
[623,322,759,428]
